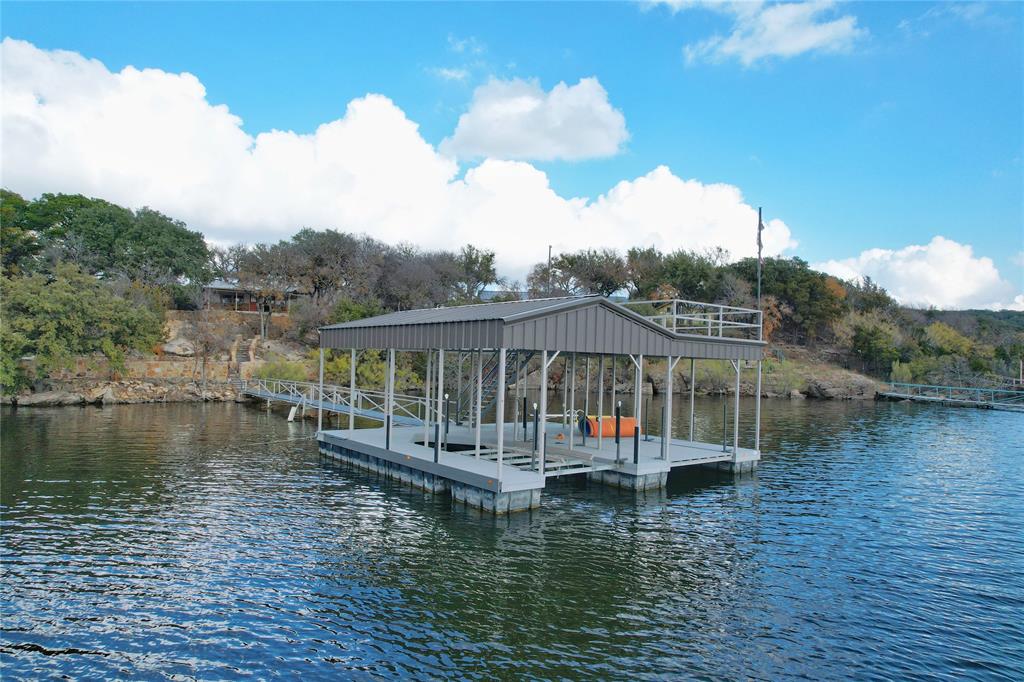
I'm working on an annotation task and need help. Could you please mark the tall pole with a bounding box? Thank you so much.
[424,352,432,444]
[597,355,605,450]
[757,206,763,310]
[547,245,553,296]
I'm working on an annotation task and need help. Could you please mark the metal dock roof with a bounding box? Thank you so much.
[320,295,764,360]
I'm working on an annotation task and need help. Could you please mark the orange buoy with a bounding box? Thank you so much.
[583,416,639,438]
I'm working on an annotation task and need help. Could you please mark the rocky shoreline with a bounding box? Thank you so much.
[2,380,242,407]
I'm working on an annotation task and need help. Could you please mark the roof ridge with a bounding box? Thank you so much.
[434,294,598,311]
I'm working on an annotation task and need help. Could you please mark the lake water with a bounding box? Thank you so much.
[2,399,1022,680]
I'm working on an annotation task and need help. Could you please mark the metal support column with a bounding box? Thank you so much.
[495,348,507,482]
[386,348,395,450]
[568,353,576,452]
[733,360,741,457]
[317,344,324,434]
[583,356,591,447]
[474,350,483,458]
[424,352,432,444]
[664,356,673,460]
[689,358,696,441]
[436,349,445,454]
[755,359,762,453]
[597,355,605,451]
[539,350,549,476]
[349,348,357,436]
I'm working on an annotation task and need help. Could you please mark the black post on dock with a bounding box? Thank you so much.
[661,405,667,460]
[386,415,391,450]
[522,397,528,441]
[615,401,622,463]
[434,423,441,462]
[644,397,650,441]
[581,412,587,447]
[532,403,539,453]
[722,401,727,453]
[633,426,640,464]
[445,398,451,438]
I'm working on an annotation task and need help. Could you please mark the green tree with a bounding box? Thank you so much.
[0,190,42,276]
[1,264,164,390]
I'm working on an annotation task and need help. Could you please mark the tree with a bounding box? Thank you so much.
[452,245,498,302]
[0,190,43,276]
[851,322,899,373]
[555,249,628,296]
[625,246,664,298]
[1,264,163,390]
[237,243,295,338]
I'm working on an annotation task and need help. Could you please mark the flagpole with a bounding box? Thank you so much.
[757,207,763,309]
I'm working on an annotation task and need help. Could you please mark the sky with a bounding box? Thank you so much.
[1,1,1022,309]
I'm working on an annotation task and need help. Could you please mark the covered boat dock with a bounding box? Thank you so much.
[316,295,765,513]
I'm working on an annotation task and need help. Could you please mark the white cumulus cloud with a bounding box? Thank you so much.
[0,38,793,279]
[670,1,867,67]
[440,76,629,161]
[815,236,1023,311]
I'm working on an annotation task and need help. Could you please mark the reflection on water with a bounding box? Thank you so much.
[2,400,1022,679]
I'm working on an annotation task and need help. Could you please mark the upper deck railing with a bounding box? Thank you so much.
[620,299,763,341]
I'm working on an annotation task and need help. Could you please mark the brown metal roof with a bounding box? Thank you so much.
[320,296,764,360]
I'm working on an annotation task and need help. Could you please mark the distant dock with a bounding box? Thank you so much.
[877,382,1024,412]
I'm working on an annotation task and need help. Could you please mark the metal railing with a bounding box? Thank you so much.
[240,378,429,423]
[883,382,1024,410]
[621,299,763,340]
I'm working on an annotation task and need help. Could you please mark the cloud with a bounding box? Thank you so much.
[0,38,794,279]
[440,77,629,161]
[814,237,1024,311]
[447,34,485,55]
[670,1,867,67]
[429,67,470,82]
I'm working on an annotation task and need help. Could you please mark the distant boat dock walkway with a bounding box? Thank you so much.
[878,381,1024,412]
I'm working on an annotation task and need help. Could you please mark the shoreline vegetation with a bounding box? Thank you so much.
[2,189,1022,408]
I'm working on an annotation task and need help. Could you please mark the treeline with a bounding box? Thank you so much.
[2,189,1021,392]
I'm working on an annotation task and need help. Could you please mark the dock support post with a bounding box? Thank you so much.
[733,360,741,457]
[495,348,506,482]
[568,353,576,451]
[633,426,640,464]
[755,359,762,453]
[539,349,549,476]
[317,343,324,435]
[615,401,622,464]
[424,352,432,445]
[631,354,644,429]
[474,350,482,458]
[689,358,696,441]
[436,349,445,453]
[664,355,673,460]
[349,348,357,436]
[386,348,395,451]
[597,355,605,451]
[456,352,463,425]
[583,356,591,447]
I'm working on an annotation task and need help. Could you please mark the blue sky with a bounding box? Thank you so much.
[2,1,1022,308]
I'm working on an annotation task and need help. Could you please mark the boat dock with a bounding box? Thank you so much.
[308,295,765,513]
[878,381,1024,412]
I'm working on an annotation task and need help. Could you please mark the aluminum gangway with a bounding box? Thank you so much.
[879,382,1024,412]
[240,378,428,425]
